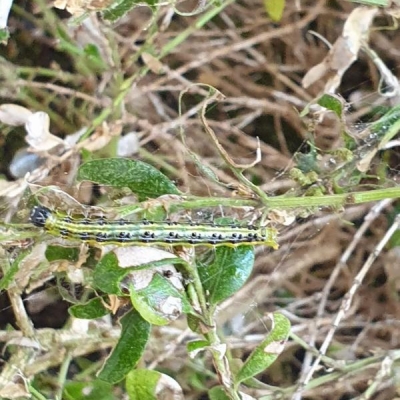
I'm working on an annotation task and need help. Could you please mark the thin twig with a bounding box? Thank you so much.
[298,211,400,393]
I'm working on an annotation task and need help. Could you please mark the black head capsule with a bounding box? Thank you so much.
[30,206,52,227]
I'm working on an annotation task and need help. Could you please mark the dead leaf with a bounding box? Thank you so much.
[25,112,67,151]
[141,53,165,75]
[303,7,378,92]
[0,104,32,126]
[54,0,113,15]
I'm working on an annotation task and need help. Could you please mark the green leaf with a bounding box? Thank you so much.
[126,369,183,400]
[235,313,290,384]
[208,386,231,400]
[97,309,151,383]
[80,147,93,162]
[63,379,116,400]
[187,340,209,355]
[130,285,169,326]
[198,246,254,305]
[126,369,159,400]
[264,0,285,22]
[0,250,29,290]
[77,158,180,200]
[0,28,10,44]
[45,246,80,262]
[93,253,127,295]
[317,94,344,118]
[84,44,106,71]
[69,297,110,319]
[130,273,193,326]
[102,0,152,22]
[371,104,400,148]
[186,314,203,334]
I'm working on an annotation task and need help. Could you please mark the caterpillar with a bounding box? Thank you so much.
[30,206,279,249]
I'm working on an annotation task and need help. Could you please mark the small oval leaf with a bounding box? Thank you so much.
[187,340,209,357]
[93,252,127,295]
[0,250,29,290]
[264,0,285,22]
[198,246,254,305]
[77,158,180,200]
[126,369,184,400]
[235,313,290,384]
[129,273,193,326]
[208,386,232,400]
[97,309,151,383]
[69,297,110,319]
[63,379,115,400]
[45,245,80,262]
[317,94,344,118]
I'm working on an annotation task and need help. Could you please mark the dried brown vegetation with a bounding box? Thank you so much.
[1,0,400,399]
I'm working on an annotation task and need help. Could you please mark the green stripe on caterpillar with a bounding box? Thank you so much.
[30,206,279,249]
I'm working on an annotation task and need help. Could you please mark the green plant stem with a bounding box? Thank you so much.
[112,185,400,219]
[184,258,240,400]
[29,385,48,400]
[16,66,78,82]
[205,327,241,400]
[183,260,208,319]
[56,352,72,400]
[262,186,400,209]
